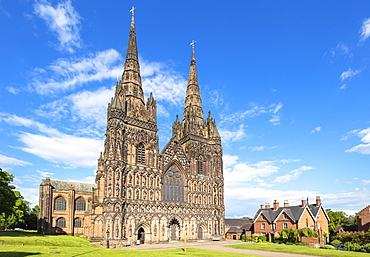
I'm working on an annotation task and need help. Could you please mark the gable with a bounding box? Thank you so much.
[160,138,189,172]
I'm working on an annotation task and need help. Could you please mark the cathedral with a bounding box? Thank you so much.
[38,10,225,247]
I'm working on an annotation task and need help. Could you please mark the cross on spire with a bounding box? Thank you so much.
[130,6,136,16]
[190,40,196,49]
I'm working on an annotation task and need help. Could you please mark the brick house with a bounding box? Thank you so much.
[225,218,253,240]
[252,196,329,245]
[357,205,370,232]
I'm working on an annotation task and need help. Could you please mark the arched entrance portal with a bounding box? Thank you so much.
[198,226,203,240]
[169,218,180,241]
[137,227,145,244]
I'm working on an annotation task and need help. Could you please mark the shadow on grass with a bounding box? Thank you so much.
[0,252,41,257]
[0,231,47,238]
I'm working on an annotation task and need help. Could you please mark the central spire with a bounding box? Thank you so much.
[126,6,138,61]
[182,41,204,135]
[119,6,144,102]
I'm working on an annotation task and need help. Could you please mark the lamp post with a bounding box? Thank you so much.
[106,229,110,248]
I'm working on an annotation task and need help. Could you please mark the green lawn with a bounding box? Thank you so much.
[0,231,253,257]
[227,242,369,257]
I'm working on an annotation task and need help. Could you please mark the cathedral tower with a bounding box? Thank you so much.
[39,8,224,246]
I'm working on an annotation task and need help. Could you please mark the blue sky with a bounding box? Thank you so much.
[1,0,370,218]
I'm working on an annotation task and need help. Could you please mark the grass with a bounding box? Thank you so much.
[0,231,254,257]
[227,242,369,257]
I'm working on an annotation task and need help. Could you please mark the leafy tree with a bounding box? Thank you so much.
[280,228,300,241]
[280,228,318,242]
[326,209,351,233]
[299,227,318,238]
[0,168,38,230]
[0,168,17,216]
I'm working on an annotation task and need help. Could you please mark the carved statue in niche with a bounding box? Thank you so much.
[115,225,119,238]
[143,190,147,200]
[115,184,120,197]
[128,173,133,184]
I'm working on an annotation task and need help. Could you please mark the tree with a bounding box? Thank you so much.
[326,209,353,234]
[0,168,17,216]
[280,228,318,242]
[0,168,38,230]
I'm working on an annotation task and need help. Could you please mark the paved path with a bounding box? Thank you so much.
[121,240,328,257]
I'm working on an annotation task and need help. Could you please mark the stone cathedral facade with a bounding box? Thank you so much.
[38,12,225,246]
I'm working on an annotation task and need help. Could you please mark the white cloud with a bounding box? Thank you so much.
[362,180,370,184]
[219,124,246,142]
[340,84,347,90]
[0,114,103,168]
[18,132,102,168]
[141,59,187,106]
[345,127,370,154]
[30,49,122,94]
[6,86,20,94]
[0,154,32,167]
[223,154,239,169]
[224,160,280,186]
[156,104,170,118]
[37,170,54,178]
[340,68,361,81]
[311,126,321,133]
[273,166,313,184]
[14,185,39,206]
[34,0,81,53]
[359,18,370,43]
[250,146,265,152]
[220,102,283,126]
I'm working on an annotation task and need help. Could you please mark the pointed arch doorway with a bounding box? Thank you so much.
[169,218,180,241]
[198,226,203,240]
[137,227,145,244]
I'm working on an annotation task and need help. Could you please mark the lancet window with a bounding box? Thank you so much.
[136,143,145,165]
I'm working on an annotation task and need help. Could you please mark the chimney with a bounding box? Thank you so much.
[273,200,279,210]
[284,200,289,207]
[265,203,270,209]
[316,196,321,206]
[260,204,265,209]
[301,198,307,207]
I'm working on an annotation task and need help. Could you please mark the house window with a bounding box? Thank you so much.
[56,217,66,228]
[54,196,66,211]
[75,197,86,211]
[261,223,265,230]
[74,218,82,228]
[283,223,288,229]
[272,223,276,230]
[136,143,145,165]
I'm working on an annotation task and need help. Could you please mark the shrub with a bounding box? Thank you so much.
[362,243,370,253]
[330,239,342,246]
[320,245,336,250]
[258,235,266,242]
[240,234,247,242]
[344,242,363,252]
